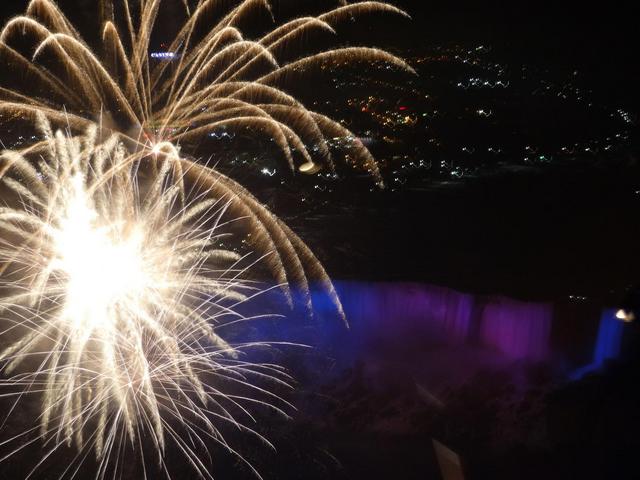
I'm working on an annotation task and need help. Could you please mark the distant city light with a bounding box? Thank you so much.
[209,131,235,140]
[150,52,178,60]
[616,309,635,322]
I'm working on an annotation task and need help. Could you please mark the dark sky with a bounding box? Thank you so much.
[398,1,637,96]
[0,1,635,56]
[1,0,634,85]
[0,1,636,35]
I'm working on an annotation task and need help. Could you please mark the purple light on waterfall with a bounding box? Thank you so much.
[336,282,474,343]
[479,298,552,361]
[313,282,566,393]
[322,282,557,380]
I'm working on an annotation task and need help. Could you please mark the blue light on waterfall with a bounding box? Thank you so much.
[571,308,624,380]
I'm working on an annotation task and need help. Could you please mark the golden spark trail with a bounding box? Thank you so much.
[0,0,413,186]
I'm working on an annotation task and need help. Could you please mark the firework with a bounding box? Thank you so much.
[0,0,413,185]
[0,115,341,478]
[0,1,414,476]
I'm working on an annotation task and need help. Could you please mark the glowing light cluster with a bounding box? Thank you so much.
[150,51,178,60]
[616,309,635,323]
[52,174,149,326]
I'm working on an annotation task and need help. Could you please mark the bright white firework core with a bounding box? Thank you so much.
[52,173,148,328]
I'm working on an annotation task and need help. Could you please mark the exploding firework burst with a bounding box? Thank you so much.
[0,1,413,477]
[0,0,414,184]
[0,115,341,479]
